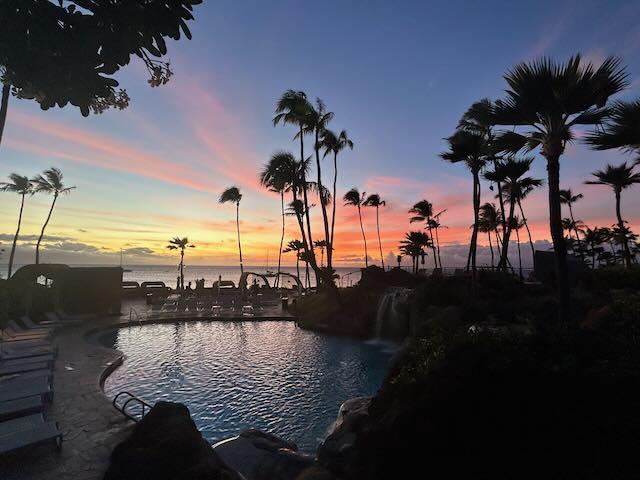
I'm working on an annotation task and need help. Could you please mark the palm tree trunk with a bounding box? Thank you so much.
[517,199,535,268]
[357,205,368,267]
[299,125,315,262]
[427,222,438,269]
[7,193,25,278]
[488,232,494,269]
[314,130,331,268]
[376,205,384,269]
[567,203,583,257]
[499,195,516,272]
[546,152,571,323]
[615,188,632,268]
[469,172,481,278]
[296,255,300,282]
[236,201,244,274]
[277,191,285,288]
[180,249,184,291]
[434,225,443,269]
[515,226,523,279]
[330,151,338,265]
[0,84,9,148]
[35,193,58,265]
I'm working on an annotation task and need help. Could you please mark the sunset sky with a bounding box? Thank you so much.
[1,0,640,269]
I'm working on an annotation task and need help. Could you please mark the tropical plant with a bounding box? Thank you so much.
[510,216,525,279]
[559,188,585,256]
[428,213,445,269]
[478,203,501,269]
[219,186,244,274]
[314,240,328,267]
[502,167,543,266]
[166,237,194,291]
[399,231,431,274]
[30,167,76,265]
[363,193,386,269]
[491,54,628,322]
[260,151,300,287]
[409,200,438,269]
[585,162,640,267]
[441,129,488,276]
[0,1,201,147]
[344,188,369,267]
[322,129,354,263]
[0,174,32,277]
[581,227,605,269]
[283,239,305,282]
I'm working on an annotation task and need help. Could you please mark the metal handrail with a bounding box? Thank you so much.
[113,391,152,422]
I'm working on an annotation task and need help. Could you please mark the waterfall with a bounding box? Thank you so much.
[375,288,411,339]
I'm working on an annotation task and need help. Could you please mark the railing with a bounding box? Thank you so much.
[112,391,152,422]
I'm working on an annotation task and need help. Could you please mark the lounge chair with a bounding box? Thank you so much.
[0,369,53,384]
[0,395,44,420]
[0,356,53,369]
[3,325,51,341]
[16,316,55,333]
[0,375,52,393]
[0,419,62,454]
[0,345,57,360]
[0,377,53,403]
[0,362,51,377]
[0,337,53,349]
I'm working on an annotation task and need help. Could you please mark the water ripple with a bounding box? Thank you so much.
[103,321,391,452]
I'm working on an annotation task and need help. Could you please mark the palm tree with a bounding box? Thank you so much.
[219,186,244,274]
[363,193,386,269]
[31,167,76,265]
[428,212,446,269]
[503,173,543,267]
[585,162,640,267]
[322,129,354,263]
[273,90,318,272]
[582,227,604,269]
[1,174,33,277]
[314,240,328,267]
[283,239,305,282]
[441,129,488,276]
[399,231,431,274]
[166,237,194,291]
[409,200,438,269]
[492,54,628,322]
[479,203,500,269]
[559,188,585,256]
[306,98,334,268]
[344,188,369,267]
[260,151,298,287]
[511,216,525,279]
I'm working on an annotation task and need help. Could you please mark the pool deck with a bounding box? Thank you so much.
[0,300,297,480]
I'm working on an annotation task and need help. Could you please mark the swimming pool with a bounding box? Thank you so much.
[102,321,393,453]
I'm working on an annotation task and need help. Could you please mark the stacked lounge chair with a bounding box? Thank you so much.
[0,313,63,454]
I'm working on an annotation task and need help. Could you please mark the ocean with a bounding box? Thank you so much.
[120,265,363,288]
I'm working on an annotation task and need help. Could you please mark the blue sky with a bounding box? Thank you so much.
[1,0,639,267]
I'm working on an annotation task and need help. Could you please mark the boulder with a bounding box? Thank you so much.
[317,397,372,475]
[213,429,335,480]
[104,401,237,480]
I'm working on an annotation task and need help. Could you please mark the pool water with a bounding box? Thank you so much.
[102,321,393,452]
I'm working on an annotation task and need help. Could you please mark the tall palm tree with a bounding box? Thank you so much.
[273,90,318,272]
[399,231,431,274]
[344,188,369,267]
[511,216,525,279]
[441,129,488,276]
[428,212,446,269]
[409,200,438,269]
[322,129,354,263]
[219,186,244,274]
[31,167,76,265]
[166,237,194,291]
[260,151,298,287]
[306,98,334,268]
[585,162,640,267]
[492,54,628,322]
[314,240,328,267]
[1,174,32,277]
[363,193,386,269]
[479,203,500,269]
[559,188,584,256]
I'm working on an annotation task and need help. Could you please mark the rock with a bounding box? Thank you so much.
[213,429,335,480]
[317,397,372,475]
[104,401,237,480]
